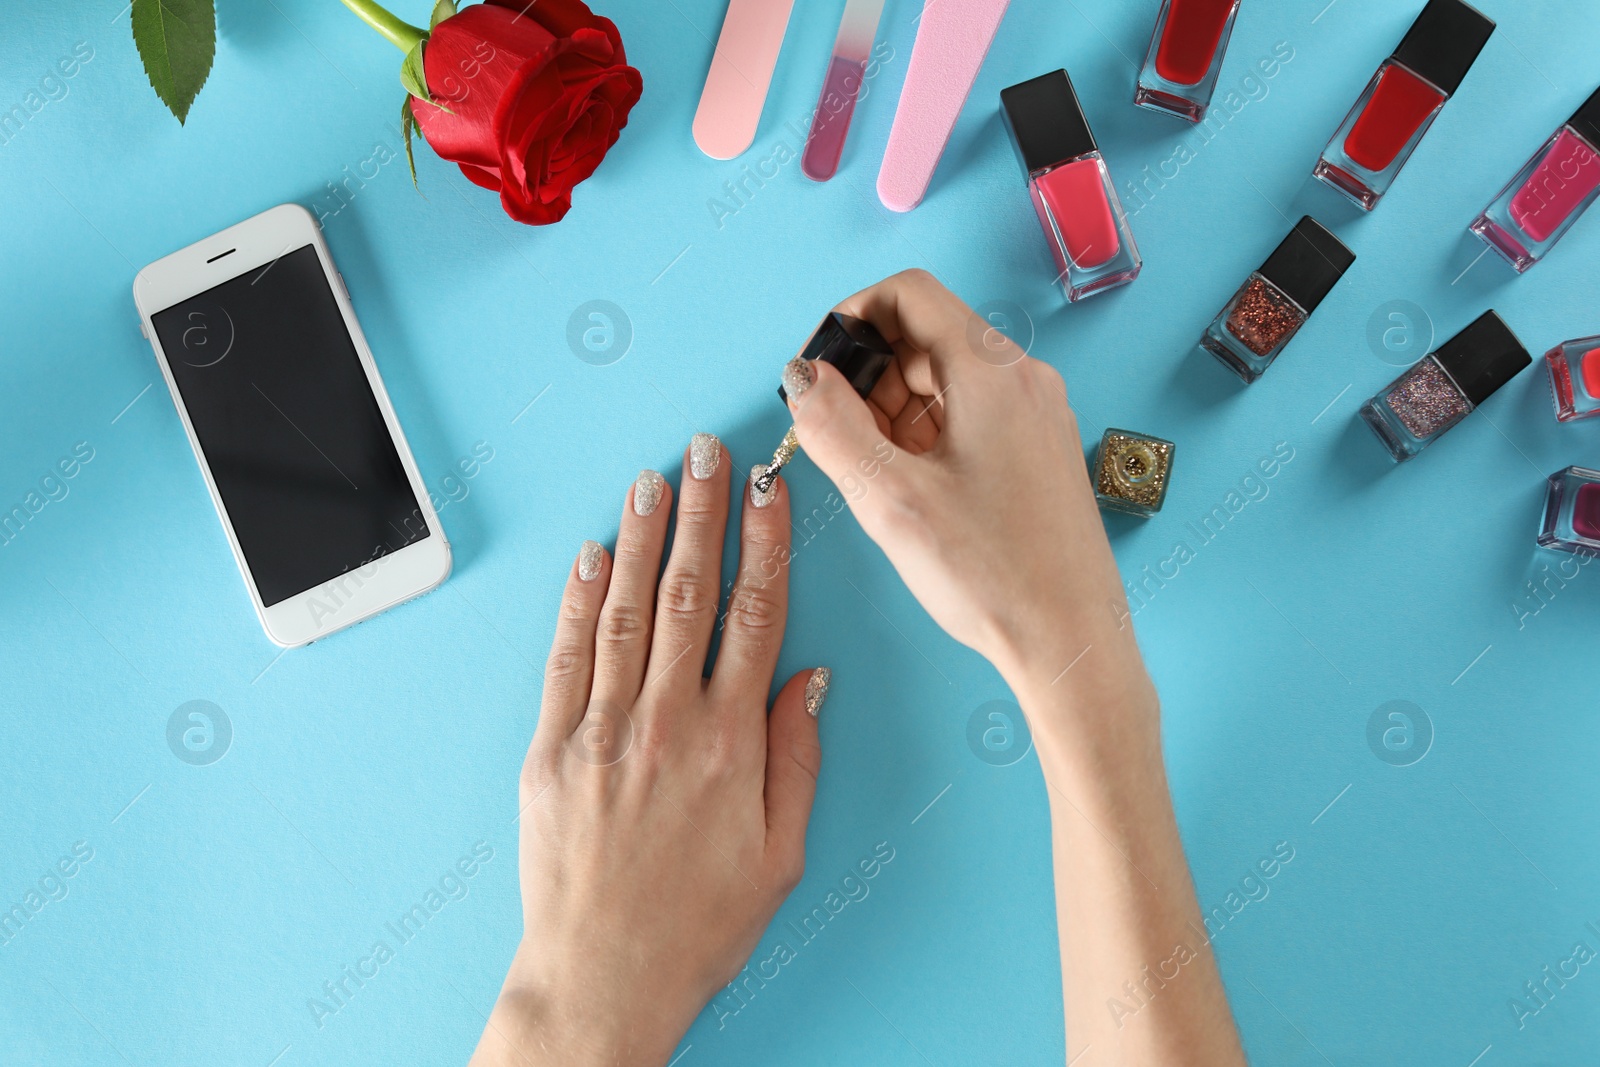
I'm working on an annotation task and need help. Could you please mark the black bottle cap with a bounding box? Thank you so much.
[1566,85,1600,151]
[777,312,895,402]
[1257,216,1356,315]
[1000,69,1097,177]
[1435,310,1530,406]
[1391,0,1495,97]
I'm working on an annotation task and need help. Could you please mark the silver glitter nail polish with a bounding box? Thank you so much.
[748,464,778,508]
[689,433,721,480]
[782,356,816,401]
[804,667,830,717]
[634,470,665,516]
[578,540,603,581]
[1359,311,1530,463]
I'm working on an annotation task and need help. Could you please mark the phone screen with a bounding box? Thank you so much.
[152,244,429,607]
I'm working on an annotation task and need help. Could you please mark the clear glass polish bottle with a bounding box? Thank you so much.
[1200,216,1355,384]
[1134,0,1243,123]
[1001,70,1142,303]
[1359,310,1530,462]
[1313,0,1494,211]
[1470,86,1600,272]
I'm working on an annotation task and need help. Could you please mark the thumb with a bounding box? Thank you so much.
[790,359,897,496]
[764,667,827,878]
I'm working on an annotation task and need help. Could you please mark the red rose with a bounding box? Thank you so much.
[410,0,642,225]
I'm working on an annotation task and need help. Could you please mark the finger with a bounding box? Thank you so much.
[708,467,791,708]
[833,269,977,399]
[591,470,671,708]
[790,360,908,506]
[868,357,913,422]
[764,668,826,882]
[532,540,609,752]
[889,391,941,455]
[641,433,729,700]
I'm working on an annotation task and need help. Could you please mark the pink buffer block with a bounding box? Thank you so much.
[876,0,1011,212]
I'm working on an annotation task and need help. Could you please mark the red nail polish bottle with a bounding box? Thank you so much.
[1470,87,1600,272]
[1001,70,1142,303]
[1134,0,1243,123]
[1314,0,1494,211]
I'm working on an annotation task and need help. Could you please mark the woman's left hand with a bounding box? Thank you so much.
[469,434,827,1067]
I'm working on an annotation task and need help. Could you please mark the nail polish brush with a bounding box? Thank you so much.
[753,312,895,494]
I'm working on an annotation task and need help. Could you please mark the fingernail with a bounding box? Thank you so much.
[782,357,816,402]
[634,470,665,516]
[578,540,603,581]
[690,433,721,480]
[748,464,778,508]
[804,667,830,717]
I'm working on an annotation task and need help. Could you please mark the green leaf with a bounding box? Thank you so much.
[131,0,216,124]
[429,0,458,29]
[400,39,429,100]
[401,97,421,191]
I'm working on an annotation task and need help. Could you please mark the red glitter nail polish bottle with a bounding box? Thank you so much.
[1314,0,1494,211]
[1200,216,1355,384]
[1359,311,1530,462]
[1134,0,1242,123]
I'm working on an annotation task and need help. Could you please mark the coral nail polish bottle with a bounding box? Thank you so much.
[1544,334,1600,422]
[1093,429,1174,517]
[1359,310,1530,462]
[1001,70,1142,302]
[1313,0,1494,211]
[1470,87,1600,272]
[1200,216,1355,384]
[1134,0,1243,123]
[1538,466,1600,555]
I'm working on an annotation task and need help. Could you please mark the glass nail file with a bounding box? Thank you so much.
[801,0,887,181]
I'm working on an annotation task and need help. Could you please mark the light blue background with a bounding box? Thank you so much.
[3,0,1598,1063]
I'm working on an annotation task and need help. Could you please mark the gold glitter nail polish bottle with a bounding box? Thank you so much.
[1093,428,1175,517]
[1200,216,1355,384]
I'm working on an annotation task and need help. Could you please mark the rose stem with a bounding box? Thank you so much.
[337,0,427,52]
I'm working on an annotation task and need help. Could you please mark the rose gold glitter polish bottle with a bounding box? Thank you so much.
[1200,216,1355,384]
[1358,310,1530,462]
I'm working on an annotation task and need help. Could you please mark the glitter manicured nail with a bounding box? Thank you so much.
[634,470,665,516]
[749,464,778,508]
[804,667,830,717]
[578,540,603,581]
[781,356,816,402]
[689,433,721,480]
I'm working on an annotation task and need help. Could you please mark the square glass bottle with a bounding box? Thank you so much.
[1093,428,1174,517]
[1200,216,1355,383]
[1134,0,1242,123]
[1469,86,1600,273]
[1359,310,1529,462]
[1546,335,1600,422]
[1537,466,1600,555]
[1001,70,1142,302]
[1313,0,1494,211]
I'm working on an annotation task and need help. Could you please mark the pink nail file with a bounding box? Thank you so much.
[876,0,1011,212]
[693,0,799,160]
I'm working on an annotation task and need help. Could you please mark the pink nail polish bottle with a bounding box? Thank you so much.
[1538,466,1600,555]
[1470,87,1600,272]
[1001,70,1142,303]
[1544,334,1600,422]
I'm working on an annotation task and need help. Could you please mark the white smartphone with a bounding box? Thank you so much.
[133,204,450,647]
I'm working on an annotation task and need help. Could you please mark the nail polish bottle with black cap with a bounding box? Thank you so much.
[1200,216,1356,384]
[1359,310,1530,462]
[1000,70,1142,302]
[778,312,894,403]
[1470,85,1600,272]
[1314,0,1495,211]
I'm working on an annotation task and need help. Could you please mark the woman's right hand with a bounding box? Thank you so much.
[786,270,1154,732]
